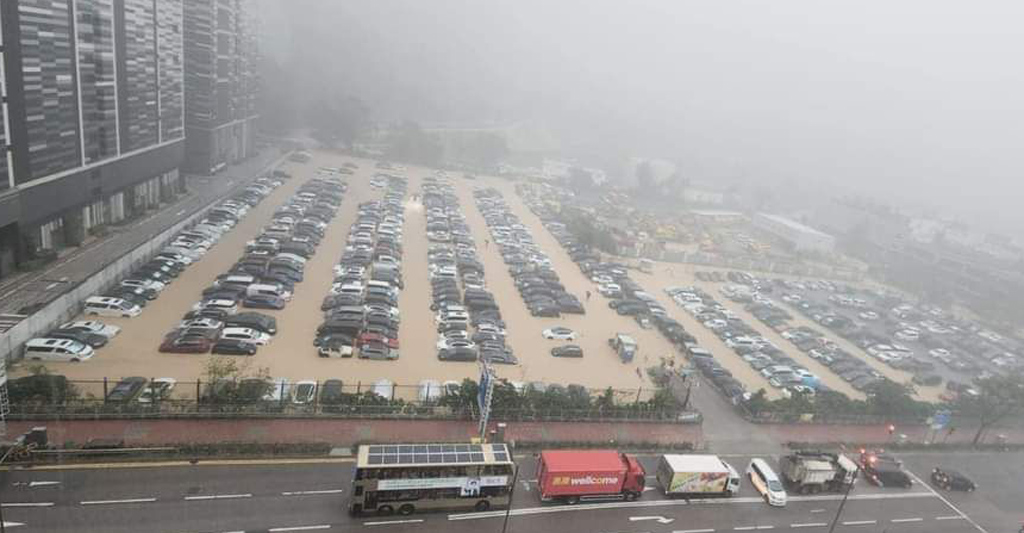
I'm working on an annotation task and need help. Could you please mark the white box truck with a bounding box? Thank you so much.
[656,454,741,497]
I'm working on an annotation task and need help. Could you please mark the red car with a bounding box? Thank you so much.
[358,332,399,349]
[159,335,213,353]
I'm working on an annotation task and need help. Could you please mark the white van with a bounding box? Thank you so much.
[84,296,142,318]
[220,327,270,345]
[747,458,787,507]
[246,283,292,301]
[24,338,95,362]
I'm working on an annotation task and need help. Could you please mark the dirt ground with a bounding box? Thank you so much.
[14,151,938,404]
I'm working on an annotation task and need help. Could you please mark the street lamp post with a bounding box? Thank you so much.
[825,474,855,533]
[501,464,520,533]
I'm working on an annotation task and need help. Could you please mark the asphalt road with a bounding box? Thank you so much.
[2,451,1016,533]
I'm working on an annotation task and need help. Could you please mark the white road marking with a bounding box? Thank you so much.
[175,209,186,216]
[447,492,936,521]
[790,523,827,528]
[268,526,331,532]
[842,520,876,526]
[631,516,675,524]
[184,493,252,501]
[1,521,26,528]
[673,529,715,533]
[906,470,987,533]
[892,518,924,523]
[80,498,157,505]
[755,528,774,531]
[809,509,826,513]
[281,489,345,496]
[936,516,965,521]
[734,527,755,531]
[364,519,425,526]
[27,481,61,488]
[1,502,54,508]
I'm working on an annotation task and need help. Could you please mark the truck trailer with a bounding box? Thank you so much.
[778,451,858,494]
[656,454,741,497]
[537,450,646,504]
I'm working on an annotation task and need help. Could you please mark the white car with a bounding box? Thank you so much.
[220,327,270,345]
[292,380,317,405]
[137,378,176,404]
[192,299,239,315]
[542,327,577,341]
[121,278,165,292]
[178,318,223,333]
[894,329,920,342]
[58,320,121,339]
[859,311,880,320]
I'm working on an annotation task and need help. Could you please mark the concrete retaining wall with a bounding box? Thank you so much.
[0,154,287,365]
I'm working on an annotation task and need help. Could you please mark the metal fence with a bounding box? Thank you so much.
[7,378,696,423]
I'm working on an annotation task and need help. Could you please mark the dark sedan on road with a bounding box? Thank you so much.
[931,468,976,492]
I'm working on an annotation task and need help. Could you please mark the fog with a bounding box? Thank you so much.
[258,0,1024,236]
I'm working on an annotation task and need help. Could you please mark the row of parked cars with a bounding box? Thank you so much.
[670,286,831,399]
[475,188,584,317]
[316,169,404,360]
[160,172,343,355]
[23,174,287,363]
[424,176,516,365]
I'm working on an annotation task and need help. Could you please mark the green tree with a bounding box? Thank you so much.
[864,380,930,418]
[307,96,371,148]
[954,373,1024,445]
[744,389,771,416]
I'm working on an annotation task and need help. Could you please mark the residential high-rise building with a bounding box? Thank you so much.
[0,0,185,277]
[183,0,259,175]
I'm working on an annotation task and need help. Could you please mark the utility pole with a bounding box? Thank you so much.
[501,464,519,533]
[826,472,855,533]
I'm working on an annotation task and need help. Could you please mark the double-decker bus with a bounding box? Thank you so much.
[349,442,515,516]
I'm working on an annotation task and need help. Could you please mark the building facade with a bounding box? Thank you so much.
[754,213,836,254]
[0,0,185,278]
[183,0,258,175]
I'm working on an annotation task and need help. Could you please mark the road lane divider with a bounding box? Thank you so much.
[841,520,876,526]
[364,519,425,526]
[935,516,965,521]
[790,523,827,528]
[449,491,937,521]
[281,489,344,496]
[673,529,715,533]
[80,498,157,505]
[891,518,923,523]
[184,493,252,501]
[268,526,331,532]
[1,502,54,508]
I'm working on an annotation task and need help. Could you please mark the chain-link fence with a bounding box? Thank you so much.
[7,377,696,423]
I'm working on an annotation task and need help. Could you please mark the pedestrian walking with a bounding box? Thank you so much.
[586,290,591,301]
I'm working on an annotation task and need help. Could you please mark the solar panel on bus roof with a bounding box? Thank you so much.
[364,443,515,467]
[494,452,508,461]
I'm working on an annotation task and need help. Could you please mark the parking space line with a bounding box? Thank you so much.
[80,498,157,505]
[790,523,827,528]
[841,520,876,526]
[892,518,923,523]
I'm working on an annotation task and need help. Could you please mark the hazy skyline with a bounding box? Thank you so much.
[259,0,1024,237]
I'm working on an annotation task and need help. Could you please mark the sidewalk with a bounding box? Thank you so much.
[0,150,285,317]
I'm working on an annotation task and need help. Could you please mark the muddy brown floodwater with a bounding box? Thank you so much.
[17,151,934,404]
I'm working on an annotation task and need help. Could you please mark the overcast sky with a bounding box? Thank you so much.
[259,0,1024,236]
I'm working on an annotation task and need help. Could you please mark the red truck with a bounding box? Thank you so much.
[537,450,646,504]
